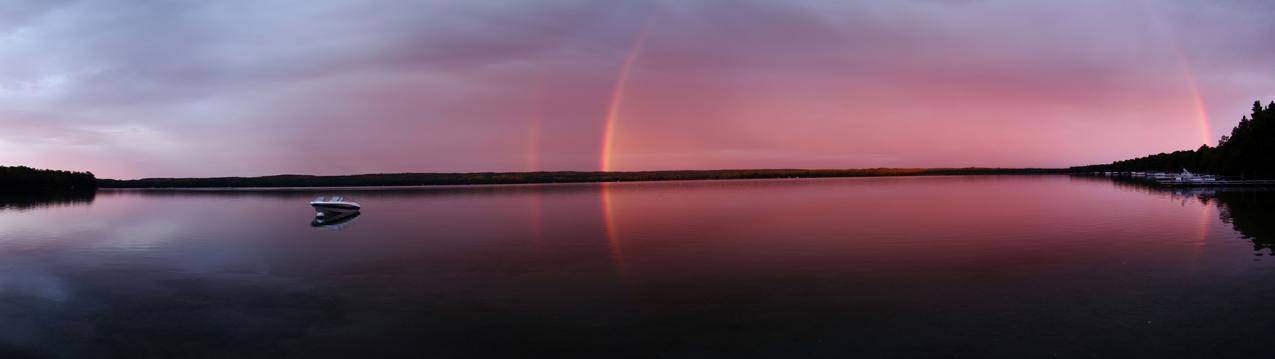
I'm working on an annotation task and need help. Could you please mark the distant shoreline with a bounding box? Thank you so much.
[98,168,1071,189]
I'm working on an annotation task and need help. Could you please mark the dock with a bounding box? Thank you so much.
[1089,171,1275,187]
[1153,179,1275,187]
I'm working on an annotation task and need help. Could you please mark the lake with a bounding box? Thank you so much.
[3,175,1275,358]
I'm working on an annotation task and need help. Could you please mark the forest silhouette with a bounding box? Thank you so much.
[0,166,97,194]
[1076,100,1275,177]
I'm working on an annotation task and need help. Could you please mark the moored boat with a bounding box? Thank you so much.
[1170,169,1217,184]
[311,196,361,215]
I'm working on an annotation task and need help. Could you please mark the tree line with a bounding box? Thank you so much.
[0,166,97,193]
[98,168,1064,188]
[1074,100,1275,178]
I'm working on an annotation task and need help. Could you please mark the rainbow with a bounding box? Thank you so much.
[597,25,653,278]
[600,24,651,172]
[1134,4,1213,147]
[1173,44,1211,146]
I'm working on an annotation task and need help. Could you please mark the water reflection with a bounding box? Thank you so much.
[1094,175,1275,255]
[8,178,1275,357]
[600,182,627,275]
[1211,190,1275,254]
[311,211,360,229]
[0,191,95,211]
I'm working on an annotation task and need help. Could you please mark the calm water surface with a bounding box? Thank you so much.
[3,175,1275,358]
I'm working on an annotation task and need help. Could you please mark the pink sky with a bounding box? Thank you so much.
[1,1,1272,178]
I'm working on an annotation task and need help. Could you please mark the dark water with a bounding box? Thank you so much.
[4,175,1275,358]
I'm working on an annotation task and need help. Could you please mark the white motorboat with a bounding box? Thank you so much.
[1170,169,1217,184]
[311,196,361,215]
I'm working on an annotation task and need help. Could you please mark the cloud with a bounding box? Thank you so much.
[0,0,1272,177]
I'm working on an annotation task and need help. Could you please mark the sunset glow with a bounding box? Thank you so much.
[1,1,1272,178]
[10,2,1275,357]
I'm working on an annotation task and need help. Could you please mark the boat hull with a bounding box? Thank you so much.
[312,203,360,214]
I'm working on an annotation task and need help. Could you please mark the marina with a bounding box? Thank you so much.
[1093,170,1275,187]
